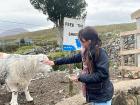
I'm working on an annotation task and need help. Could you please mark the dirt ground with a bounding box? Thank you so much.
[1,71,140,105]
[56,79,140,105]
[0,72,81,105]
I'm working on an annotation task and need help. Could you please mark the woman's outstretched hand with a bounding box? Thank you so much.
[42,59,55,66]
[69,74,79,82]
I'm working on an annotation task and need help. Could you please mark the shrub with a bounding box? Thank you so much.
[14,45,41,54]
[48,51,82,71]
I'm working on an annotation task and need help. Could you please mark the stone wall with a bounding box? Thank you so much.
[113,88,140,105]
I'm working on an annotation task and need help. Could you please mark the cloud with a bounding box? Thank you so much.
[0,0,140,33]
[0,0,54,33]
[86,0,140,25]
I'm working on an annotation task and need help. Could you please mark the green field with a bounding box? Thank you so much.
[94,22,136,33]
[0,28,57,42]
[0,22,136,43]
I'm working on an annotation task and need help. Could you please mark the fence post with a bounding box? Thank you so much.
[68,51,74,96]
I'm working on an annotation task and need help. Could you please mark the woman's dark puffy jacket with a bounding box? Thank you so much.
[54,48,114,103]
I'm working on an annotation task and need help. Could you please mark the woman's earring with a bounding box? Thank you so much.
[89,40,91,43]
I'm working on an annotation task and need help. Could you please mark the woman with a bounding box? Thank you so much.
[43,26,114,105]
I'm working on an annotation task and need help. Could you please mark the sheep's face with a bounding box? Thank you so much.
[37,54,52,74]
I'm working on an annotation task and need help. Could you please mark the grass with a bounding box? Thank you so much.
[14,45,41,54]
[94,22,136,33]
[0,22,137,43]
[0,28,57,42]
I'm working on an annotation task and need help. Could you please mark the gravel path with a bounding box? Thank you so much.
[56,93,87,105]
[114,79,140,92]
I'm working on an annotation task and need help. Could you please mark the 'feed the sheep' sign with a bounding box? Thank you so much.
[63,17,85,51]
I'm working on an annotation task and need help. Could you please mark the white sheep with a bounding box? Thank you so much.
[0,53,52,105]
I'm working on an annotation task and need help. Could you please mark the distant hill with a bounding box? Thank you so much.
[94,22,136,33]
[0,28,57,42]
[0,22,137,42]
[0,28,28,37]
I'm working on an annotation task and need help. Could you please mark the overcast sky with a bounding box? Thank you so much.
[0,0,140,33]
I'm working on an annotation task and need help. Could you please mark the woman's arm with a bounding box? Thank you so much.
[78,48,109,84]
[54,53,82,65]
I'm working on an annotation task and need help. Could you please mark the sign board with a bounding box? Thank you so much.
[63,17,85,51]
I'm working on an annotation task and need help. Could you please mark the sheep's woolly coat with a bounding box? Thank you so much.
[0,53,51,91]
[0,53,52,105]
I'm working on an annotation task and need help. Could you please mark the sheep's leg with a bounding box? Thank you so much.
[10,91,18,105]
[24,86,33,102]
[6,81,18,105]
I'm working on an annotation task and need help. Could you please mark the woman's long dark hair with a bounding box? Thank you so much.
[78,26,102,73]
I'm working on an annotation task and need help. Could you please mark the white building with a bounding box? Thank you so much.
[132,9,140,29]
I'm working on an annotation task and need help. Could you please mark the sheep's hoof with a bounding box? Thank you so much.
[27,101,34,104]
[10,101,18,105]
[27,97,33,102]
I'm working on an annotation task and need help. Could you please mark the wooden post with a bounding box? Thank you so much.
[120,36,125,78]
[68,51,74,96]
[120,36,124,66]
[134,35,137,67]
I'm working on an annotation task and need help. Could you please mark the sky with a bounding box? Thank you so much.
[0,0,140,33]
